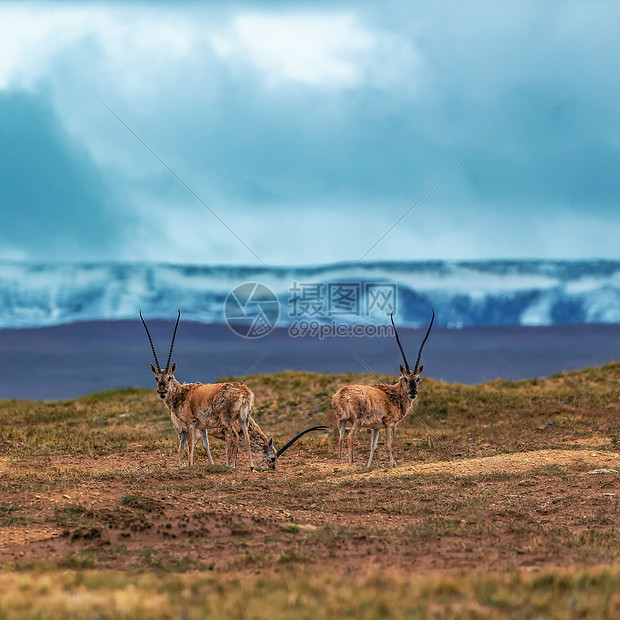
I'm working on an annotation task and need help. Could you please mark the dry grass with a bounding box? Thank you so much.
[0,362,619,617]
[0,567,619,619]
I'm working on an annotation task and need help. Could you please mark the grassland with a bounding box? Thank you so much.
[1,364,619,618]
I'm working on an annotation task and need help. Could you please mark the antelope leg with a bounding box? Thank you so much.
[338,424,347,460]
[240,417,255,470]
[199,429,214,465]
[348,421,361,465]
[188,427,196,466]
[178,430,188,467]
[386,426,397,468]
[367,428,380,468]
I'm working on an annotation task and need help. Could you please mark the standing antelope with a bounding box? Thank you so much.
[332,311,435,467]
[141,310,328,470]
[140,310,255,469]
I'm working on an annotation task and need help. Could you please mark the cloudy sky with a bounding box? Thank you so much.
[0,1,619,266]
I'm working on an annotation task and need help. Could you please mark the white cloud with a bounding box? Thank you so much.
[0,4,421,95]
[212,12,372,88]
[0,6,85,89]
[210,11,422,92]
[0,5,197,92]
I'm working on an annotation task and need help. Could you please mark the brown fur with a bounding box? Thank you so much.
[141,311,256,469]
[332,312,434,467]
[152,364,255,469]
[194,416,278,470]
[332,364,424,467]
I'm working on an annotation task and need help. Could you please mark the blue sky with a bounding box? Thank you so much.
[0,1,619,266]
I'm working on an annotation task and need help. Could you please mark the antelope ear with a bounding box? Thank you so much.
[418,364,424,375]
[399,363,405,375]
[170,362,177,373]
[150,363,157,374]
[268,437,274,448]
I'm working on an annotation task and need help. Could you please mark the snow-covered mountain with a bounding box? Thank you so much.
[1,260,619,329]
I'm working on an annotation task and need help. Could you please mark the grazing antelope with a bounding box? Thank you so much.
[193,421,329,470]
[332,311,435,467]
[140,310,255,469]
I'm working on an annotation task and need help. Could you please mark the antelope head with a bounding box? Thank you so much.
[391,310,435,400]
[258,426,329,471]
[258,437,278,470]
[140,310,180,400]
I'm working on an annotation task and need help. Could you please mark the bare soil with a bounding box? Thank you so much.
[2,446,619,575]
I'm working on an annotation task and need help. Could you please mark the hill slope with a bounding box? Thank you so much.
[0,364,619,617]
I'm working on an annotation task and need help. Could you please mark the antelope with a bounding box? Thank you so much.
[140,310,255,469]
[332,311,435,467]
[192,421,329,470]
[141,310,328,470]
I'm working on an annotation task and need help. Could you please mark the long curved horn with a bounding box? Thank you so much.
[165,309,181,372]
[390,312,410,372]
[276,425,329,458]
[140,310,160,371]
[413,309,435,373]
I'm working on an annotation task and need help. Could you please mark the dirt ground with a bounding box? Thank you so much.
[1,446,619,575]
[1,364,619,589]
